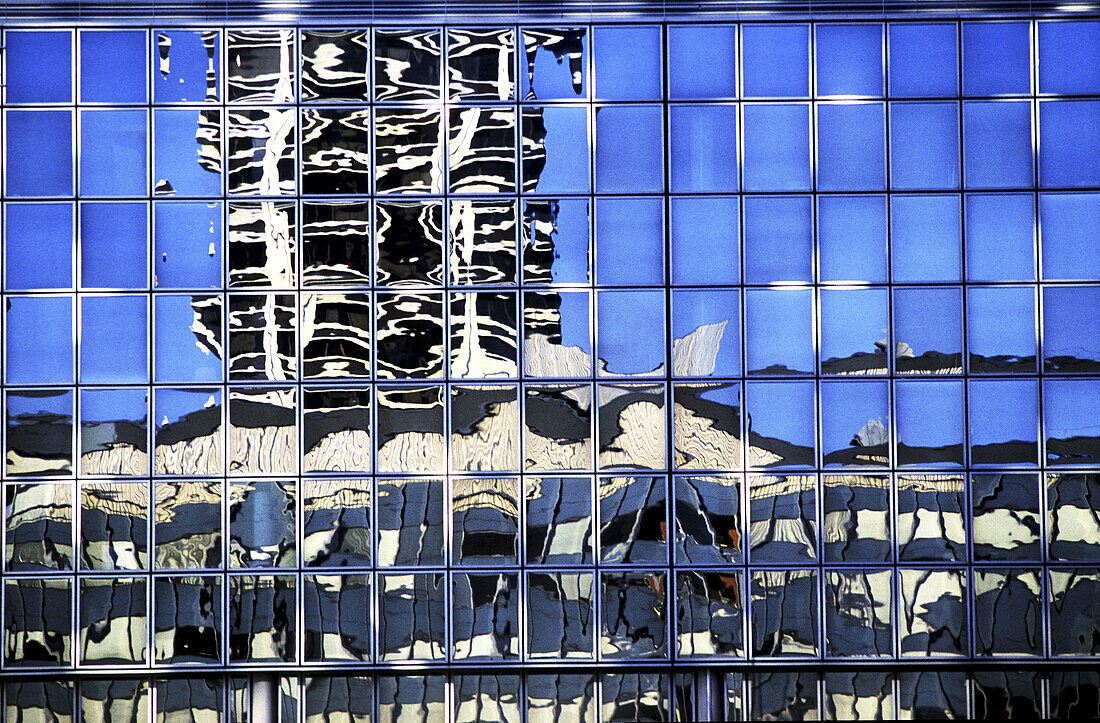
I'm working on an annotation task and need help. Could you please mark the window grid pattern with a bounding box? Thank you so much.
[0,19,1098,721]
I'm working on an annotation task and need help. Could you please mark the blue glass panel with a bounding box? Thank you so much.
[668,25,737,99]
[81,30,146,103]
[743,196,813,284]
[524,198,590,285]
[80,110,148,197]
[819,288,889,374]
[154,202,223,289]
[672,289,741,378]
[888,23,958,97]
[742,103,811,192]
[594,106,663,193]
[967,286,1037,373]
[525,104,589,194]
[520,28,588,101]
[154,295,223,382]
[670,105,738,193]
[895,380,965,468]
[595,198,664,286]
[820,380,890,467]
[1040,193,1100,280]
[963,22,1031,96]
[594,26,661,100]
[889,102,960,190]
[745,289,813,375]
[80,296,148,383]
[893,287,963,368]
[154,109,222,197]
[815,24,883,97]
[81,203,148,289]
[890,195,962,283]
[818,195,888,283]
[670,197,740,286]
[5,296,74,384]
[744,381,815,468]
[741,24,809,98]
[1039,100,1100,188]
[5,110,73,197]
[965,194,1035,282]
[1043,286,1100,373]
[963,101,1033,189]
[5,203,73,290]
[597,290,664,377]
[816,102,885,192]
[1038,21,1100,94]
[153,30,220,103]
[4,30,72,103]
[968,379,1038,466]
[1044,379,1100,465]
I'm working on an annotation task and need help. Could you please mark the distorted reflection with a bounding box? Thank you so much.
[452,477,518,565]
[749,474,817,563]
[899,569,967,657]
[751,569,818,656]
[526,476,592,565]
[153,388,222,476]
[80,481,147,570]
[301,30,369,101]
[601,571,667,658]
[376,200,444,286]
[972,472,1041,560]
[228,201,295,288]
[227,30,294,102]
[79,577,147,664]
[229,387,297,475]
[302,201,371,286]
[374,108,443,194]
[450,385,519,472]
[825,569,892,658]
[452,573,519,659]
[599,475,667,564]
[154,576,222,663]
[449,107,516,193]
[524,384,592,471]
[154,480,222,569]
[303,575,370,662]
[374,28,441,101]
[379,573,445,661]
[974,569,1042,656]
[229,574,295,662]
[154,30,219,103]
[598,384,665,470]
[227,108,296,195]
[228,294,297,380]
[301,108,371,194]
[376,477,444,566]
[675,475,742,564]
[230,479,295,567]
[376,293,445,380]
[677,571,744,657]
[375,386,445,474]
[822,474,891,562]
[448,28,514,100]
[80,388,147,476]
[527,572,593,658]
[4,578,72,666]
[6,482,73,570]
[303,479,370,566]
[303,389,371,473]
[302,293,371,379]
[305,677,373,723]
[824,672,894,720]
[450,291,518,378]
[6,390,74,477]
[897,473,966,561]
[450,200,518,285]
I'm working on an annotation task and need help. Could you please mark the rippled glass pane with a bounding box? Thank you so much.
[153,109,222,196]
[899,671,967,719]
[522,198,590,285]
[4,578,72,666]
[598,385,665,471]
[597,291,665,377]
[379,573,445,661]
[745,381,815,468]
[450,292,518,379]
[451,385,519,472]
[228,294,297,380]
[154,480,222,569]
[375,28,441,101]
[447,28,514,101]
[897,474,966,561]
[524,383,592,472]
[376,293,444,380]
[229,574,295,662]
[450,200,517,286]
[79,577,147,664]
[751,569,818,656]
[80,388,147,477]
[825,672,894,720]
[1048,472,1100,560]
[227,30,294,102]
[452,477,518,565]
[823,474,891,562]
[302,200,371,286]
[601,571,667,658]
[80,481,147,570]
[303,389,370,474]
[5,482,73,570]
[155,679,222,722]
[305,677,372,723]
[673,384,740,472]
[825,569,892,658]
[822,381,889,467]
[6,390,74,478]
[1050,569,1100,656]
[969,379,1039,466]
[974,569,1042,656]
[455,675,520,722]
[153,29,219,102]
[302,294,371,379]
[301,108,371,195]
[303,478,370,566]
[301,30,369,101]
[527,572,594,659]
[1044,286,1100,372]
[528,674,596,722]
[452,574,519,659]
[899,569,967,657]
[894,287,963,373]
[522,106,590,194]
[749,474,817,563]
[230,479,295,567]
[523,291,591,377]
[972,473,1040,561]
[377,675,445,721]
[153,387,222,476]
[228,387,296,475]
[154,576,222,663]
[80,679,149,723]
[376,477,444,565]
[376,386,445,473]
[526,476,592,565]
[374,108,443,194]
[973,671,1042,720]
[819,288,888,375]
[599,475,667,563]
[154,202,222,289]
[602,673,670,721]
[677,571,744,658]
[375,200,443,286]
[303,574,370,662]
[674,475,742,564]
[227,108,296,195]
[521,28,587,100]
[449,107,516,194]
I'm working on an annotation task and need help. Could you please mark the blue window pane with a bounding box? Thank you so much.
[1040,193,1100,280]
[668,25,737,99]
[520,28,588,101]
[965,194,1035,282]
[818,195,887,283]
[80,110,149,197]
[963,22,1031,96]
[81,203,148,290]
[523,106,589,195]
[670,197,740,286]
[4,30,72,103]
[816,102,885,192]
[81,30,147,103]
[889,23,958,97]
[893,287,963,373]
[594,26,662,100]
[80,296,149,384]
[744,381,815,468]
[967,286,1036,373]
[154,202,223,289]
[744,196,813,284]
[1039,100,1100,188]
[672,289,741,378]
[670,105,738,193]
[154,295,223,382]
[745,289,814,376]
[815,24,883,97]
[523,198,590,285]
[1043,286,1100,373]
[891,195,962,283]
[820,288,889,375]
[153,30,220,103]
[969,379,1038,466]
[821,380,890,467]
[1038,21,1100,94]
[963,101,1033,189]
[1044,379,1100,466]
[742,25,809,98]
[742,103,811,192]
[5,296,74,384]
[5,110,73,197]
[154,109,222,197]
[889,102,960,190]
[895,380,965,468]
[595,198,664,286]
[597,290,664,377]
[5,203,73,290]
[594,106,663,193]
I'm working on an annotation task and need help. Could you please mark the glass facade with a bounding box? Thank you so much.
[1,8,1100,720]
